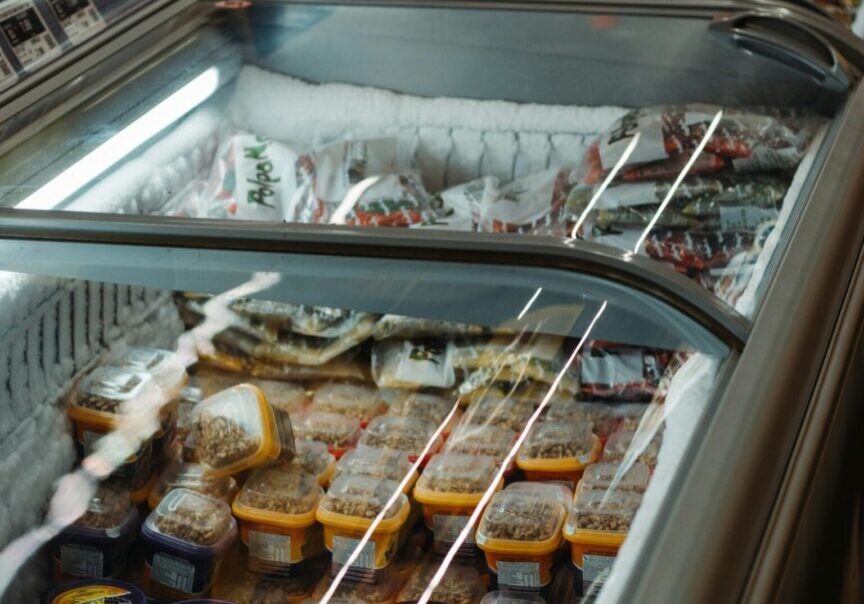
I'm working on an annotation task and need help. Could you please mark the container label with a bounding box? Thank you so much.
[0,2,60,68]
[250,530,292,564]
[152,552,195,593]
[433,514,474,544]
[47,0,104,45]
[332,535,376,569]
[583,552,616,588]
[497,560,541,588]
[59,543,103,577]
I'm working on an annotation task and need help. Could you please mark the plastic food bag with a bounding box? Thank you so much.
[341,172,435,227]
[581,343,672,401]
[477,168,571,234]
[417,176,492,231]
[203,132,299,220]
[371,339,456,390]
[643,229,757,271]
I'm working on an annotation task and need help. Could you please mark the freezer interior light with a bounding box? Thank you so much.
[17,67,220,211]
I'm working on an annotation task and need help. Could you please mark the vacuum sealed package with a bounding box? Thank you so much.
[288,138,405,224]
[418,176,491,231]
[580,343,672,401]
[371,339,456,390]
[230,301,377,340]
[202,132,299,220]
[477,168,571,234]
[371,314,491,340]
[643,229,758,271]
[450,334,565,372]
[341,171,435,227]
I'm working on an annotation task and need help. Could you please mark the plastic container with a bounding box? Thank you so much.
[310,382,387,427]
[562,484,643,595]
[580,462,651,494]
[331,446,417,492]
[413,453,502,551]
[290,411,362,459]
[232,466,324,575]
[476,487,568,589]
[290,439,337,486]
[544,401,619,441]
[359,416,443,466]
[316,475,411,583]
[480,591,546,603]
[445,424,518,474]
[601,430,662,471]
[213,567,321,604]
[51,486,138,582]
[308,573,403,604]
[194,365,310,414]
[66,367,165,493]
[503,481,573,509]
[44,579,147,604]
[463,396,536,433]
[193,384,295,476]
[148,462,238,509]
[614,403,652,432]
[386,391,461,439]
[396,561,486,604]
[516,421,601,487]
[140,488,237,599]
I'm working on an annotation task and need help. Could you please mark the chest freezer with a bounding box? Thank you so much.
[0,1,863,603]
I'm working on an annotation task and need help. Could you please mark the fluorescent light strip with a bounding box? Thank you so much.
[632,110,724,253]
[17,67,220,211]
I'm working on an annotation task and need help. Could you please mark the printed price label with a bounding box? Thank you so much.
[583,553,616,588]
[48,0,104,45]
[433,514,474,544]
[497,560,541,588]
[250,530,292,564]
[0,2,60,68]
[60,543,103,577]
[152,552,196,592]
[332,535,376,569]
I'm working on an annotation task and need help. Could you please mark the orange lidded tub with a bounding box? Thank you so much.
[290,440,336,487]
[413,453,501,554]
[232,466,324,576]
[516,420,601,488]
[359,416,443,467]
[310,382,387,428]
[148,462,238,510]
[462,395,535,433]
[331,446,416,493]
[444,424,517,475]
[476,484,568,589]
[544,401,620,442]
[193,384,295,477]
[386,391,461,439]
[290,411,362,459]
[580,462,650,494]
[563,482,643,595]
[316,475,410,583]
[601,429,662,471]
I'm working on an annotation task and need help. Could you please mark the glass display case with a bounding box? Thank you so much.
[0,1,863,603]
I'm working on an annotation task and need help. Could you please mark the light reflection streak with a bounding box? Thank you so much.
[517,287,543,321]
[632,110,724,253]
[417,301,608,604]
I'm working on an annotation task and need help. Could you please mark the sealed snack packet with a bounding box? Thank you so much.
[290,411,363,458]
[232,467,324,575]
[476,169,571,234]
[203,132,299,221]
[371,314,491,341]
[516,420,601,486]
[52,486,139,582]
[371,340,456,390]
[311,382,388,427]
[341,172,435,227]
[396,562,487,604]
[289,439,337,486]
[643,229,758,271]
[417,176,491,231]
[580,344,672,401]
[316,475,411,583]
[289,138,404,224]
[457,379,572,408]
[229,301,377,340]
[359,416,444,465]
[147,461,238,509]
[141,489,238,599]
[476,484,569,589]
[413,453,502,552]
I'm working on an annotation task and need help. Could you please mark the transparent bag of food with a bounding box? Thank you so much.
[371,339,456,390]
[580,343,672,401]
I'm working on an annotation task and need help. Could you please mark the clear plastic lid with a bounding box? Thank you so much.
[71,485,137,533]
[503,481,573,509]
[104,346,188,398]
[601,430,662,469]
[290,439,335,477]
[569,484,643,533]
[320,475,407,520]
[445,424,517,465]
[519,421,596,460]
[252,379,309,414]
[150,462,238,507]
[332,445,412,483]
[311,382,387,422]
[478,488,567,542]
[290,411,362,449]
[235,467,322,516]
[193,385,272,472]
[581,462,651,494]
[70,367,163,416]
[386,391,456,427]
[359,416,442,458]
[397,562,486,604]
[308,573,403,604]
[463,396,536,433]
[416,453,498,495]
[143,488,237,551]
[216,567,319,603]
[480,591,546,604]
[176,386,202,443]
[614,403,651,432]
[544,401,619,438]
